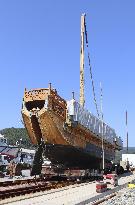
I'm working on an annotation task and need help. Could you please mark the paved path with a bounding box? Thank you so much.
[1,173,135,205]
[0,175,34,183]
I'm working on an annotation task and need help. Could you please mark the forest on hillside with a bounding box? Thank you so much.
[0,128,135,156]
[0,127,35,149]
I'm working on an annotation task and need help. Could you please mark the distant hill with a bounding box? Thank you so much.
[0,127,36,149]
[122,147,135,154]
[115,147,135,163]
[0,128,135,158]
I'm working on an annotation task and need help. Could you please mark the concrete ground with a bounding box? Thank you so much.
[1,172,135,205]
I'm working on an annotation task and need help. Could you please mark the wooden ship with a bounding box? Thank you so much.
[22,14,123,169]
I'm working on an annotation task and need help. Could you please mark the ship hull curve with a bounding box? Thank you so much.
[44,143,109,169]
[22,87,121,170]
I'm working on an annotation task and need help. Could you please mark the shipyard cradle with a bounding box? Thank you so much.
[22,14,123,169]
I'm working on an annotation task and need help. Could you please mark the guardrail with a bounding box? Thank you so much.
[67,99,123,148]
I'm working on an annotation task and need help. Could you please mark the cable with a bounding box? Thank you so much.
[84,17,100,118]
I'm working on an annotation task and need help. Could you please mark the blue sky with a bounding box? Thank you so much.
[0,0,135,146]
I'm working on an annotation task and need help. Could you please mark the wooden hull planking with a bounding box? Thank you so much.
[22,86,120,168]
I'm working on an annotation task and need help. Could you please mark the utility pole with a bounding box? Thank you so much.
[80,14,85,107]
[126,110,128,153]
[100,82,104,171]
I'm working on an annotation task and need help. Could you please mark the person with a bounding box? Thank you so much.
[20,153,24,163]
[12,161,16,177]
[9,161,13,178]
[9,161,16,178]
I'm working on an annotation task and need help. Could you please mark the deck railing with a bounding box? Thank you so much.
[67,99,123,148]
[24,88,49,102]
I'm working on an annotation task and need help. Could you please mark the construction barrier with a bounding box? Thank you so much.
[96,181,107,193]
[103,174,118,186]
[128,183,135,188]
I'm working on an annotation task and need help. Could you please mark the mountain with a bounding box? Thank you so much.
[115,147,135,163]
[0,127,36,149]
[0,127,135,157]
[122,147,135,154]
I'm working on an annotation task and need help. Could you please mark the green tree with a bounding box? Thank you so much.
[0,127,36,149]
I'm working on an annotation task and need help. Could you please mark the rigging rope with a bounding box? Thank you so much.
[84,17,100,118]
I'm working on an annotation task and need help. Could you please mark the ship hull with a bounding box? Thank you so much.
[22,87,121,170]
[22,108,115,164]
[44,144,102,169]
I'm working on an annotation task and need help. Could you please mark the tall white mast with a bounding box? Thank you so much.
[126,110,128,153]
[80,14,85,107]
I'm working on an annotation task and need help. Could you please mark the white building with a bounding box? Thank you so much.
[14,148,35,165]
[122,154,135,168]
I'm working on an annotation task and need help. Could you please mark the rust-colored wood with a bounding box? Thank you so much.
[22,113,38,144]
[22,86,116,156]
[24,88,49,102]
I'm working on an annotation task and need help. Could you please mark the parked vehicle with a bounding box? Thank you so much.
[0,154,10,166]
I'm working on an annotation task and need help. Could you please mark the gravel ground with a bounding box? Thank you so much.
[1,173,135,205]
[100,187,135,205]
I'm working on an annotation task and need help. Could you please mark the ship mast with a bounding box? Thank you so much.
[80,14,85,107]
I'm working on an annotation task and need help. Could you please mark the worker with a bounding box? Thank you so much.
[12,161,16,177]
[9,161,16,178]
